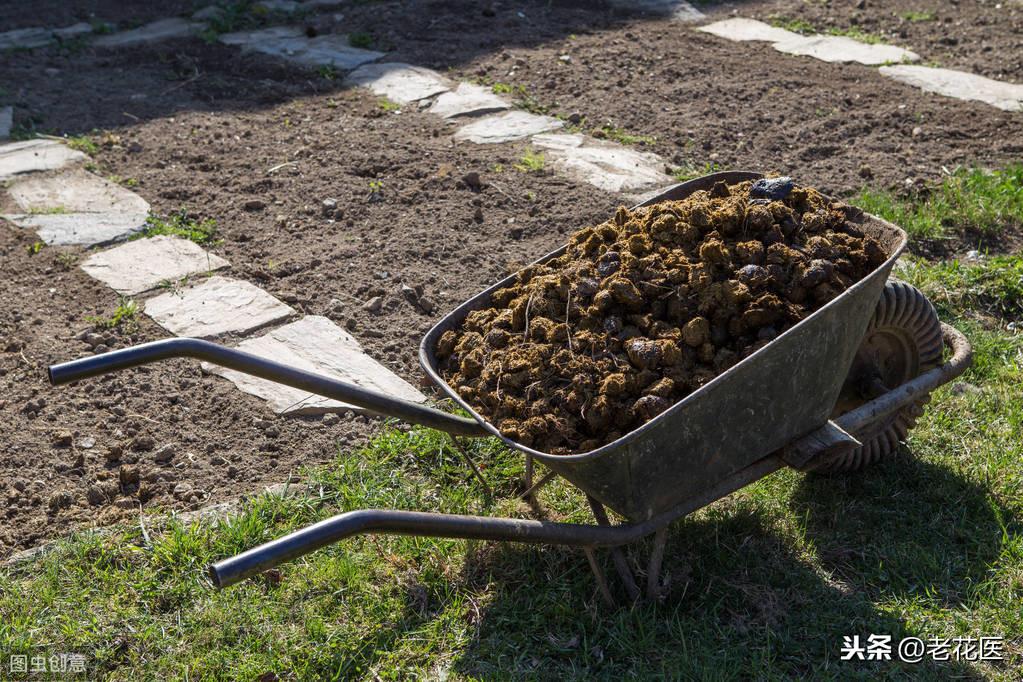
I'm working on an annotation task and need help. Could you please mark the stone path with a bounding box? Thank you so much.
[344,63,452,104]
[879,65,1023,112]
[202,315,426,415]
[0,22,91,51]
[145,276,295,338]
[606,0,705,22]
[214,23,678,196]
[698,18,919,66]
[3,168,150,246]
[0,139,86,180]
[0,136,428,417]
[531,133,672,195]
[81,235,229,295]
[220,26,384,69]
[697,17,1023,110]
[94,18,202,48]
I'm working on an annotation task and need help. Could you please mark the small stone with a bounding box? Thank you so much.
[53,430,73,448]
[401,284,419,303]
[750,177,794,201]
[417,296,436,315]
[461,171,483,191]
[363,296,383,312]
[78,437,96,449]
[119,466,139,487]
[322,413,341,425]
[322,198,337,213]
[84,332,104,348]
[559,54,572,63]
[105,445,123,462]
[173,482,193,499]
[12,479,28,492]
[131,435,155,452]
[87,484,107,506]
[48,490,75,511]
[912,126,923,137]
[93,344,110,354]
[153,443,176,462]
[243,199,267,211]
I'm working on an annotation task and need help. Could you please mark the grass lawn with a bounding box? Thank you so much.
[2,173,1021,680]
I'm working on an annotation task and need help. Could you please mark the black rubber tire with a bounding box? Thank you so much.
[818,281,943,473]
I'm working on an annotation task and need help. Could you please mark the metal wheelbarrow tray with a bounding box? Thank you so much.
[48,172,973,602]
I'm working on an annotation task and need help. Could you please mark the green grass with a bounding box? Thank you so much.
[378,97,401,113]
[901,10,936,22]
[513,148,545,173]
[66,135,99,156]
[898,255,1023,322]
[349,32,374,49]
[26,205,68,215]
[826,26,884,45]
[769,16,816,34]
[857,165,1023,240]
[671,160,722,182]
[85,297,139,331]
[317,64,339,81]
[591,123,655,146]
[25,240,45,255]
[137,210,219,246]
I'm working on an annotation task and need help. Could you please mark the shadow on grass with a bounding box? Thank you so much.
[443,452,998,679]
[790,450,1012,609]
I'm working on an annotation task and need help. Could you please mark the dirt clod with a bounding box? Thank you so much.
[436,180,887,454]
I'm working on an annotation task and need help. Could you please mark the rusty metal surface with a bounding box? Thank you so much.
[420,171,909,521]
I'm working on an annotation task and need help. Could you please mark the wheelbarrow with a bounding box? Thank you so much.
[47,172,973,603]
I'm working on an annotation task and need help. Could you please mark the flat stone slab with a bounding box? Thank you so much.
[220,27,384,69]
[95,18,202,48]
[0,139,87,180]
[0,23,91,50]
[2,168,150,245]
[773,34,918,65]
[146,276,294,338]
[531,133,672,193]
[0,107,11,140]
[81,235,230,295]
[880,65,1023,112]
[202,315,426,415]
[453,110,564,144]
[345,63,451,104]
[697,18,802,44]
[429,82,510,118]
[607,0,704,21]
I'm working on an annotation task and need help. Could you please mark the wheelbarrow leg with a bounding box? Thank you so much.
[588,496,641,601]
[645,528,669,600]
[583,547,616,608]
[524,454,534,500]
[519,470,557,501]
[448,436,492,497]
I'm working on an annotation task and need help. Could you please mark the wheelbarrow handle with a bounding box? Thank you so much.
[47,338,489,437]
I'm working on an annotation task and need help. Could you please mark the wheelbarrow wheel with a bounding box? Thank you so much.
[821,281,943,473]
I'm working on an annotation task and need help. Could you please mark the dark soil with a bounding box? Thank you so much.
[0,1,199,33]
[436,179,886,454]
[1,0,1019,554]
